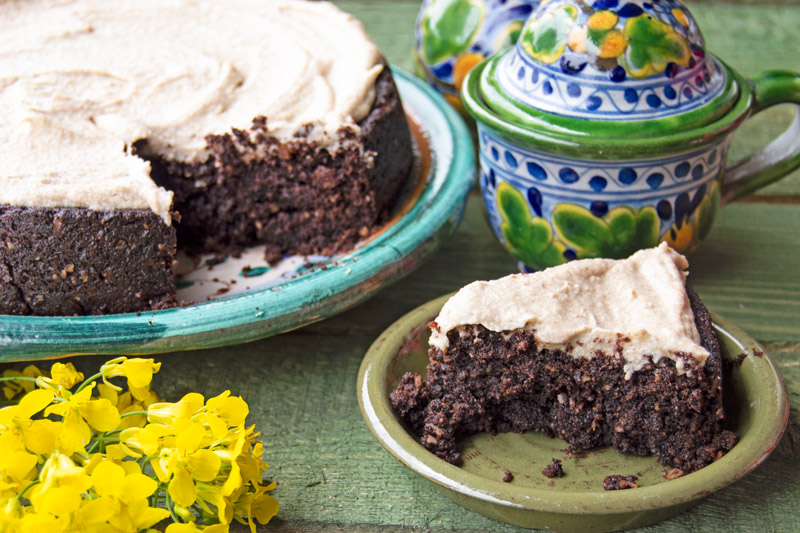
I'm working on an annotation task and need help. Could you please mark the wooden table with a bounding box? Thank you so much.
[41,1,800,531]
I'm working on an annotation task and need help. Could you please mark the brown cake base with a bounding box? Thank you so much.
[0,207,176,316]
[391,288,737,473]
[146,64,413,262]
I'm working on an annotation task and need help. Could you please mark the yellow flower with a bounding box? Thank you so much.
[206,391,248,428]
[49,363,84,389]
[0,389,56,485]
[0,356,277,530]
[147,393,205,425]
[74,496,120,529]
[237,440,269,490]
[88,460,170,531]
[32,485,83,518]
[44,383,120,454]
[119,423,170,458]
[2,365,44,400]
[27,452,92,530]
[195,481,233,525]
[250,492,279,527]
[17,512,68,533]
[0,388,53,424]
[98,385,159,429]
[165,523,229,533]
[165,522,201,533]
[100,357,161,400]
[0,447,37,485]
[150,421,221,508]
[34,452,92,494]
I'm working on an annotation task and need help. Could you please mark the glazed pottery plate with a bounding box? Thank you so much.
[357,294,789,533]
[0,70,476,361]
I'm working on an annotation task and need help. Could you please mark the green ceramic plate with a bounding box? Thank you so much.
[0,70,476,361]
[358,294,789,533]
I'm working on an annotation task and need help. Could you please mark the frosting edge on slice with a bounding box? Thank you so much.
[429,243,709,377]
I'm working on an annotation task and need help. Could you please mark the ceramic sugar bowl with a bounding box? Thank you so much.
[462,0,800,271]
[415,0,540,112]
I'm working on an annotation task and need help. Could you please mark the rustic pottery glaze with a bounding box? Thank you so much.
[462,0,800,271]
[358,294,788,532]
[415,0,541,112]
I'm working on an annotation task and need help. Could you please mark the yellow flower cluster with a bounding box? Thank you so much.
[0,358,278,532]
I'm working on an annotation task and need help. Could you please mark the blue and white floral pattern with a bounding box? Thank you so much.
[479,125,730,266]
[495,0,725,120]
[496,50,725,120]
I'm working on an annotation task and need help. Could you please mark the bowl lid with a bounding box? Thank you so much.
[480,0,740,135]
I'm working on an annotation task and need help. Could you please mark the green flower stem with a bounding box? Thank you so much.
[120,410,148,419]
[0,376,38,383]
[165,491,183,524]
[86,440,101,454]
[74,371,105,393]
[86,435,121,455]
[15,479,41,503]
[150,485,161,509]
[91,436,121,443]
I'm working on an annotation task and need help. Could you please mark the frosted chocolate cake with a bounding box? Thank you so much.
[0,0,412,315]
[391,244,737,473]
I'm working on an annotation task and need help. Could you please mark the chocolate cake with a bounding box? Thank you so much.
[391,244,737,473]
[0,0,413,315]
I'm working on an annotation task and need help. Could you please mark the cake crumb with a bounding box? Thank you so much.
[541,459,564,478]
[603,474,639,490]
[733,353,748,367]
[502,470,514,483]
[662,468,685,480]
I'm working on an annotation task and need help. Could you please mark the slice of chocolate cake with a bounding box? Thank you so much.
[391,243,737,473]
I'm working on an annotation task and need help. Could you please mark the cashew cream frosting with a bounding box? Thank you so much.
[429,243,710,378]
[0,0,383,223]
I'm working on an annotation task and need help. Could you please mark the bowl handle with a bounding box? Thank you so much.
[721,70,800,204]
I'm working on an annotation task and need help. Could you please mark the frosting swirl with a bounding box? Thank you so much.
[0,0,383,222]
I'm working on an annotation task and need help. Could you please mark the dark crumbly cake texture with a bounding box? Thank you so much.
[541,458,564,478]
[0,207,177,315]
[603,474,639,490]
[146,65,411,262]
[391,287,737,473]
[0,66,411,315]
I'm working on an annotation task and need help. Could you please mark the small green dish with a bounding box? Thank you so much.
[357,293,789,532]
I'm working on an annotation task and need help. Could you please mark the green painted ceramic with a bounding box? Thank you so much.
[461,0,800,270]
[0,69,476,361]
[358,293,789,532]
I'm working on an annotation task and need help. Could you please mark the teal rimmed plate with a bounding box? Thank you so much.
[357,293,789,532]
[0,69,476,361]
